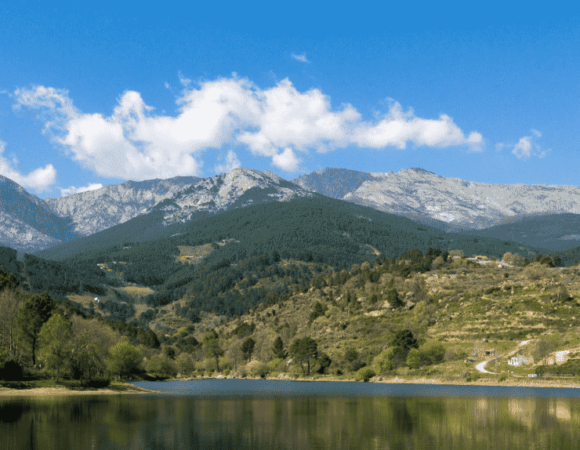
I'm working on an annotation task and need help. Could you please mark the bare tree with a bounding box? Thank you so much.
[0,289,27,362]
[226,339,243,372]
[533,339,556,366]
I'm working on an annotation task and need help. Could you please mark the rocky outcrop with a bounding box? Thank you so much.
[292,167,580,230]
[153,168,316,226]
[44,176,200,236]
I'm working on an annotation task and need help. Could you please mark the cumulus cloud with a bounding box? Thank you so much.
[214,150,241,174]
[0,140,56,192]
[14,76,483,178]
[351,101,483,151]
[291,53,310,63]
[59,183,103,197]
[511,130,548,159]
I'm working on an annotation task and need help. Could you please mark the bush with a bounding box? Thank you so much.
[498,373,508,382]
[406,348,422,369]
[82,377,110,388]
[246,361,269,378]
[0,361,24,381]
[224,368,231,376]
[375,349,395,373]
[425,344,446,365]
[268,358,283,372]
[464,372,482,382]
[355,367,376,382]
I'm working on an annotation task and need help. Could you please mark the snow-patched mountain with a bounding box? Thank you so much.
[292,167,580,230]
[0,175,79,252]
[151,168,317,226]
[44,176,200,236]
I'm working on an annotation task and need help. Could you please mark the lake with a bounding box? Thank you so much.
[1,379,580,449]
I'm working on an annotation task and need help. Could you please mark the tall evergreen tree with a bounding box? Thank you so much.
[241,337,255,361]
[272,336,287,359]
[15,292,56,366]
[290,336,318,375]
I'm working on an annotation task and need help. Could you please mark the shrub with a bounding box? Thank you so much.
[498,373,508,382]
[268,358,283,372]
[375,349,395,373]
[425,344,446,365]
[406,348,422,369]
[464,372,481,382]
[224,369,231,376]
[355,366,376,382]
[247,361,269,378]
[0,360,24,381]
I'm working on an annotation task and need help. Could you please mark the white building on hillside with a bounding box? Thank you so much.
[508,355,534,366]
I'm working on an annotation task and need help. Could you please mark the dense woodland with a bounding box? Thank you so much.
[29,197,562,322]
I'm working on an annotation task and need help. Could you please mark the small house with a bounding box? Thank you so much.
[508,356,534,366]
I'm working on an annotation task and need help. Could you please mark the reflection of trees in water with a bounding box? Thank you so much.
[0,397,157,450]
[0,402,25,423]
[1,393,580,449]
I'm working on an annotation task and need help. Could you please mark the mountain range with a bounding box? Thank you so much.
[291,167,580,231]
[2,167,580,254]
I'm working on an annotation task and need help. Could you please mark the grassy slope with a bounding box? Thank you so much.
[184,256,580,383]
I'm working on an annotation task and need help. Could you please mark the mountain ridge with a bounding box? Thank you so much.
[291,167,580,230]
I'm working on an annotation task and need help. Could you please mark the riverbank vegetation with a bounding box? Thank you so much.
[3,243,580,388]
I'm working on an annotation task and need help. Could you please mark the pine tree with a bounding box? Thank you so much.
[272,336,287,359]
[15,292,56,366]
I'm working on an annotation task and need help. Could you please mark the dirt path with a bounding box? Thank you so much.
[475,339,533,375]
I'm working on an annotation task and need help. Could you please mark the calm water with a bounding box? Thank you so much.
[1,380,580,449]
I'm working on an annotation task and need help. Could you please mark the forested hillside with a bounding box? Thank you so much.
[456,213,580,252]
[27,196,557,331]
[0,246,115,299]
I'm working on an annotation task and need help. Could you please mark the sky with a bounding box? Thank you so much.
[0,1,579,199]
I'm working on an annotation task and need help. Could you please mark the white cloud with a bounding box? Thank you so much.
[273,148,300,172]
[0,140,56,192]
[351,101,483,151]
[512,136,533,159]
[178,71,192,87]
[215,150,241,174]
[14,76,483,177]
[511,130,548,160]
[291,53,310,63]
[59,183,103,197]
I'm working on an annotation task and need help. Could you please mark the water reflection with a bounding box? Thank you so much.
[0,381,579,449]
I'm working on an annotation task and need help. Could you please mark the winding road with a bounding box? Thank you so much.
[474,340,532,375]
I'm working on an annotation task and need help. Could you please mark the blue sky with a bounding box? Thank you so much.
[0,1,579,198]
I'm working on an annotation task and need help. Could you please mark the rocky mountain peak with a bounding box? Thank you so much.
[43,176,201,237]
[293,167,580,230]
[155,167,316,226]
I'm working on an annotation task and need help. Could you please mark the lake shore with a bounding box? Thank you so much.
[3,376,579,397]
[0,383,159,397]
[170,374,580,389]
